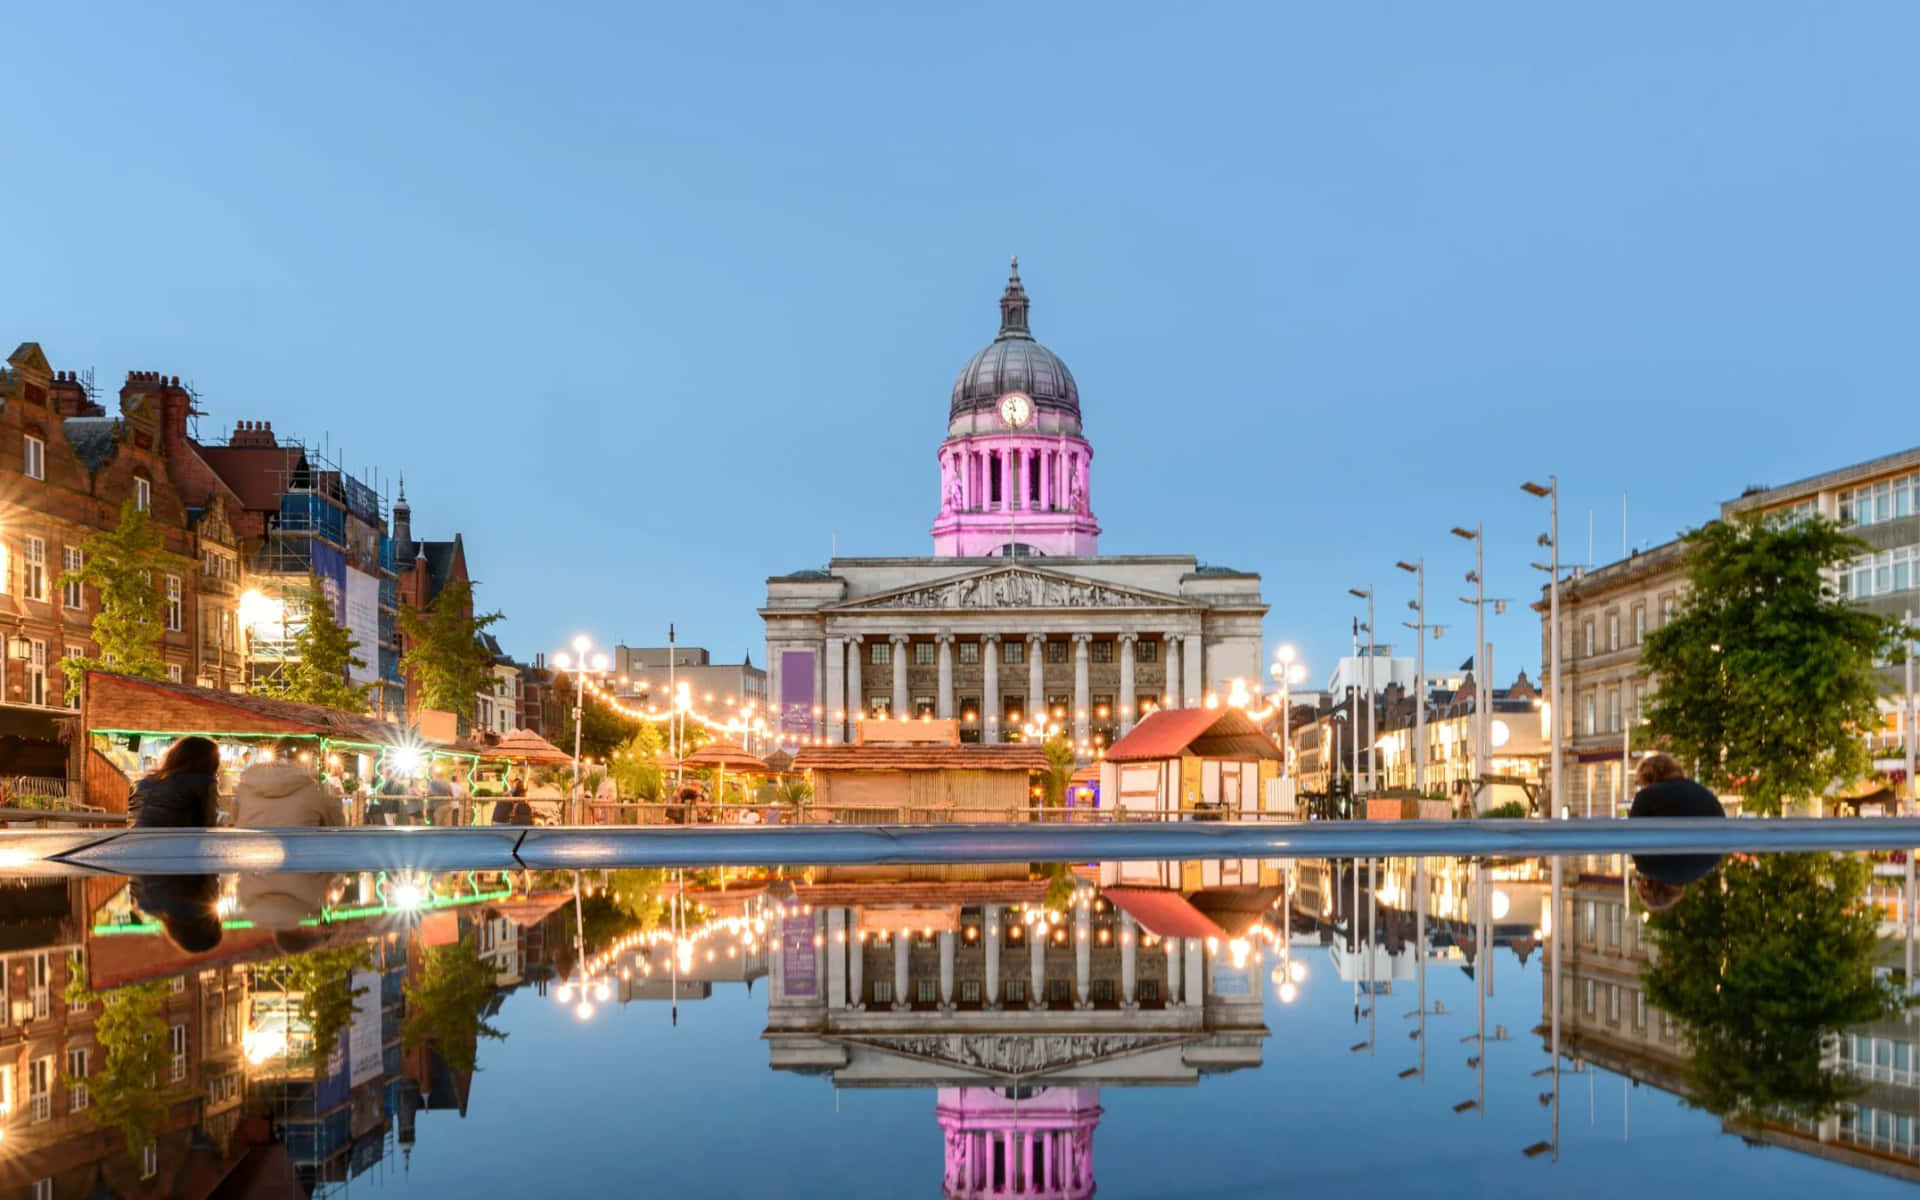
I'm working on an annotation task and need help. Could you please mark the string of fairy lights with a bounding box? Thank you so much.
[563,665,1281,760]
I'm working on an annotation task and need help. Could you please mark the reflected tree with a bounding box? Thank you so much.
[1642,853,1905,1124]
[262,944,375,1064]
[62,975,169,1157]
[606,868,669,934]
[404,935,506,1074]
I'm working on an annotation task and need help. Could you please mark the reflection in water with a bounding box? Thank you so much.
[7,852,1920,1194]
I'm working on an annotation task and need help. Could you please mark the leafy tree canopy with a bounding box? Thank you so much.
[399,578,502,721]
[60,500,171,702]
[1041,735,1077,807]
[1642,852,1905,1124]
[262,943,375,1064]
[257,574,371,712]
[1641,516,1908,815]
[554,685,645,761]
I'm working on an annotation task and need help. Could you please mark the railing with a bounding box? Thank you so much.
[527,800,1299,827]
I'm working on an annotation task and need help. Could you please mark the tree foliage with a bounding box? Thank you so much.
[62,974,170,1156]
[1641,516,1906,815]
[399,578,502,720]
[606,868,669,934]
[1041,735,1077,807]
[258,575,371,712]
[59,500,171,702]
[553,686,646,762]
[1642,852,1904,1125]
[403,935,505,1074]
[607,725,667,801]
[263,943,375,1063]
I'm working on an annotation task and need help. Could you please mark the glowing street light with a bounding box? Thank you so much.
[554,637,611,824]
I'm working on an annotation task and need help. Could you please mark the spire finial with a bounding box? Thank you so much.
[998,255,1030,339]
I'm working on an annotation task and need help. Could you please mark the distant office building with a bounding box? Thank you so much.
[614,645,768,712]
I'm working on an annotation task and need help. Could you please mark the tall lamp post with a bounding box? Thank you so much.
[1523,478,1563,819]
[1396,560,1429,796]
[1349,588,1375,796]
[1270,645,1308,786]
[1451,526,1487,814]
[553,634,610,826]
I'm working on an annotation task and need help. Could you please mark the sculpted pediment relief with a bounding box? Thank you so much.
[831,567,1191,613]
[842,1032,1195,1078]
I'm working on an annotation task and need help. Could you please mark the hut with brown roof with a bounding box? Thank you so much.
[790,718,1046,823]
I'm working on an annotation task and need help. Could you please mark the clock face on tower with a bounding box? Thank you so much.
[998,391,1033,429]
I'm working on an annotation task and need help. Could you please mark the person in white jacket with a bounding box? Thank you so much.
[233,739,343,951]
[233,739,346,828]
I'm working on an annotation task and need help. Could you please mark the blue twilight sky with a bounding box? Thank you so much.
[6,3,1920,682]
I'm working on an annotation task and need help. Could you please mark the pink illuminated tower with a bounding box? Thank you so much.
[936,1086,1101,1199]
[931,259,1100,558]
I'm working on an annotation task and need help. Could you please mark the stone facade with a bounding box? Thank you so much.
[764,558,1265,753]
[764,264,1264,756]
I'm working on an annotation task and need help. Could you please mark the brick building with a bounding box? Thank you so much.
[0,345,244,714]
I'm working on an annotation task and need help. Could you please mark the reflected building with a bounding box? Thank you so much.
[1548,863,1920,1183]
[761,875,1269,1197]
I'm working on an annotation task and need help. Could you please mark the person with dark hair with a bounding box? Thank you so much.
[491,773,533,825]
[130,736,222,827]
[132,873,224,954]
[1629,752,1726,911]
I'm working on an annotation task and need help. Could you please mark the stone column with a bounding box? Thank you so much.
[1027,634,1045,733]
[1072,634,1091,747]
[824,636,846,742]
[983,904,1003,1009]
[1184,633,1203,707]
[1164,634,1182,709]
[892,931,911,1011]
[982,634,1001,743]
[1029,928,1046,1010]
[1165,937,1183,1005]
[812,646,827,736]
[936,634,955,720]
[1120,912,1138,1008]
[845,635,863,738]
[826,909,847,1008]
[1117,633,1137,734]
[847,924,864,1008]
[939,930,956,1010]
[1184,937,1205,1008]
[1074,897,1092,1008]
[890,634,909,717]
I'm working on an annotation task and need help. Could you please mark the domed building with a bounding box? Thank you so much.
[763,261,1265,751]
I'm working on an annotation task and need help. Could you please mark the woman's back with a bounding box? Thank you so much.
[131,771,218,828]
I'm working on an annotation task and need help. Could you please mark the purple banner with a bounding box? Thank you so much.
[781,913,817,998]
[780,649,816,735]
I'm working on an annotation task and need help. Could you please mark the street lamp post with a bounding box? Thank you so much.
[1349,589,1375,796]
[1270,645,1308,789]
[1451,526,1487,814]
[1396,560,1427,796]
[1524,478,1563,819]
[553,635,609,826]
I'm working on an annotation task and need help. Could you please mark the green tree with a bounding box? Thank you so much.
[403,935,505,1074]
[269,944,374,1062]
[399,578,503,720]
[1641,516,1907,816]
[62,974,169,1156]
[59,500,171,702]
[554,688,645,762]
[1642,853,1904,1125]
[608,726,667,801]
[1041,735,1077,807]
[259,575,371,711]
[606,868,669,934]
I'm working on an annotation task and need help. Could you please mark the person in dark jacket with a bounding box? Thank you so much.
[130,736,222,828]
[132,873,224,953]
[491,774,534,826]
[1628,752,1726,910]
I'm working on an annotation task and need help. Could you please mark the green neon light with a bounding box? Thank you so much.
[89,887,514,936]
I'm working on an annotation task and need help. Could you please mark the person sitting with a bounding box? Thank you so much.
[133,873,224,953]
[234,739,343,828]
[1628,752,1726,911]
[130,736,222,828]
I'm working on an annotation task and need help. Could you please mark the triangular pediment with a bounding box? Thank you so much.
[7,343,50,376]
[836,1032,1200,1080]
[828,565,1194,613]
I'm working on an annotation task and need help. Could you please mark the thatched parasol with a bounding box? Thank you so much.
[677,743,771,813]
[492,729,573,765]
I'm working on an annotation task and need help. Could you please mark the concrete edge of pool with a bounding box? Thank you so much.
[0,817,1915,875]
